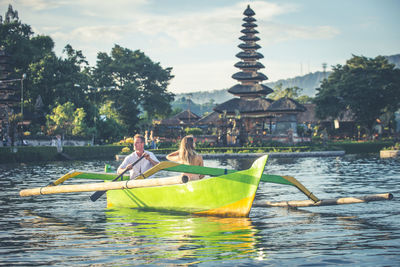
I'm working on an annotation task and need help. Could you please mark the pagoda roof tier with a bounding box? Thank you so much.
[235,51,263,59]
[234,61,265,69]
[214,97,273,114]
[243,17,256,22]
[238,43,261,50]
[232,71,268,81]
[241,28,259,34]
[228,84,273,96]
[267,97,306,113]
[242,22,257,28]
[239,35,260,42]
[243,5,256,16]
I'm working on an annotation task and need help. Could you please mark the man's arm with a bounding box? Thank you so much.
[143,152,159,166]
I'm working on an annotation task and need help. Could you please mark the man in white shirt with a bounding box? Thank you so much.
[117,134,159,179]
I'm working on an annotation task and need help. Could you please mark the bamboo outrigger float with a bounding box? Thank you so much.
[19,155,393,217]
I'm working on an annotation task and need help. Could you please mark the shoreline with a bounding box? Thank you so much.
[116,150,346,161]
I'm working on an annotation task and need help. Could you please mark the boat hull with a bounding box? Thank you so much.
[106,155,268,217]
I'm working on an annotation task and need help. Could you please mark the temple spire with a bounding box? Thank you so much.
[228,5,273,99]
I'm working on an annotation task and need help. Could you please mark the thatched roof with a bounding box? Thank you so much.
[228,84,273,96]
[157,110,200,126]
[235,51,263,59]
[234,61,264,69]
[267,97,306,112]
[196,111,221,125]
[232,71,267,81]
[243,16,256,22]
[243,5,256,16]
[174,110,200,121]
[214,98,273,114]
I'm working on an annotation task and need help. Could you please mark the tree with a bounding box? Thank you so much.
[92,45,175,133]
[269,84,303,100]
[314,55,400,136]
[0,5,53,75]
[26,44,92,128]
[46,102,89,137]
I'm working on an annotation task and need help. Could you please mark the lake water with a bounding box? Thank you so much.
[1,155,399,266]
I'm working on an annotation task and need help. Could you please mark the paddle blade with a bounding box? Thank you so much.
[90,190,106,202]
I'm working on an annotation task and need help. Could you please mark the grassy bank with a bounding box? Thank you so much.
[0,145,124,164]
[0,141,394,164]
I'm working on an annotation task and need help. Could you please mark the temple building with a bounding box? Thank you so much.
[213,5,305,144]
[155,5,306,144]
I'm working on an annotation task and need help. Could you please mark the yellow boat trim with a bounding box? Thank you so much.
[194,194,256,217]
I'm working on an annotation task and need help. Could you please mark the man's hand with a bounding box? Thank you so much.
[143,152,158,166]
[143,152,151,161]
[125,163,133,170]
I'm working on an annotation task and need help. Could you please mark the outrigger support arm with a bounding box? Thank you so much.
[56,160,320,203]
[146,161,320,202]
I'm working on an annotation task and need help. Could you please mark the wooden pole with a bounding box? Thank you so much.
[20,175,187,197]
[253,193,393,208]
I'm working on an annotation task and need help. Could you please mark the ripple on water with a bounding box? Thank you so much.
[0,155,399,266]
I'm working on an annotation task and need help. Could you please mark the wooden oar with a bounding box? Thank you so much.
[90,155,144,202]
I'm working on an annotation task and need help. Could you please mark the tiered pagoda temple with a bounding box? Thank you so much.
[213,5,305,144]
[154,5,306,144]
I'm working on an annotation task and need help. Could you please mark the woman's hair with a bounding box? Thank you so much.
[178,135,196,164]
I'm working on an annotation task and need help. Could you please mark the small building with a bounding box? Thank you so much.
[154,110,200,138]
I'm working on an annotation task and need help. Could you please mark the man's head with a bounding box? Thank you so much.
[133,134,145,152]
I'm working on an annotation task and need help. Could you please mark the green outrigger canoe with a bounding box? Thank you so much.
[19,155,393,217]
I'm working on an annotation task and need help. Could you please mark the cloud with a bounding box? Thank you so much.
[5,0,66,11]
[259,23,340,46]
[51,25,129,43]
[10,0,338,51]
[169,60,237,93]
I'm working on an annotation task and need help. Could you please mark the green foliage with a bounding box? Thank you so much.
[92,45,175,133]
[382,142,400,151]
[314,55,400,135]
[171,97,215,116]
[46,102,89,136]
[184,127,203,136]
[27,45,90,114]
[270,84,303,100]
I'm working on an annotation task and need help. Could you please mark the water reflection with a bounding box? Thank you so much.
[104,208,259,265]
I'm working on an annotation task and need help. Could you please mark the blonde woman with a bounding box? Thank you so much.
[166,135,204,180]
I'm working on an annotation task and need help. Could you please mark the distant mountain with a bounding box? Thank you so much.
[265,71,329,97]
[387,54,400,68]
[174,53,400,107]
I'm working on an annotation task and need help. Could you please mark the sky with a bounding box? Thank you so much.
[1,0,399,94]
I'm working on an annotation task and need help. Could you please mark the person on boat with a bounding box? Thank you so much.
[166,135,204,181]
[117,134,159,179]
